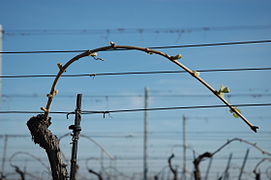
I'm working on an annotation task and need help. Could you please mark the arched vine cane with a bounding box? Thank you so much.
[27,42,259,180]
[42,42,258,132]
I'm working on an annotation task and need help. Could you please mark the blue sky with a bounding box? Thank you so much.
[0,0,271,179]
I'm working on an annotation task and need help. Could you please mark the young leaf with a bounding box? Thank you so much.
[192,71,200,77]
[217,85,230,98]
[218,91,225,98]
[171,54,182,60]
[230,107,241,118]
[53,90,59,96]
[220,85,230,93]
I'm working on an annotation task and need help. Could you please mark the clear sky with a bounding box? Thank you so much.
[0,0,271,179]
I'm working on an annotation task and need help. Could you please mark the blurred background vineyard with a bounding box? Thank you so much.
[0,0,271,179]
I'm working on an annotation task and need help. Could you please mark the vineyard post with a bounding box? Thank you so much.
[204,157,213,180]
[238,148,250,180]
[182,115,187,180]
[1,135,8,179]
[143,87,149,180]
[0,24,3,105]
[69,94,82,180]
[223,153,233,180]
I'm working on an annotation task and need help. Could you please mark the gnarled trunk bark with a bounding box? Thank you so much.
[27,114,68,180]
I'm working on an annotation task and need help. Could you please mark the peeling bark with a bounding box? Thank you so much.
[27,114,68,180]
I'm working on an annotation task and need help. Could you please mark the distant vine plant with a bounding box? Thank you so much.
[193,138,271,180]
[253,158,271,179]
[27,42,259,180]
[42,42,258,132]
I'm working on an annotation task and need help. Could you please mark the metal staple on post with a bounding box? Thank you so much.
[69,94,82,180]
